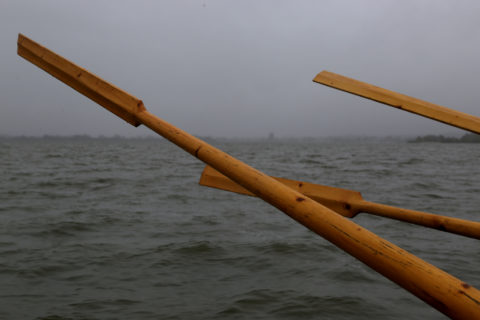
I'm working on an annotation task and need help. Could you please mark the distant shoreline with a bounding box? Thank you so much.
[0,134,409,143]
[0,134,162,141]
[408,133,480,143]
[2,134,479,143]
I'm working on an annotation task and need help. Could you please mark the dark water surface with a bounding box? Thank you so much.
[1,137,479,319]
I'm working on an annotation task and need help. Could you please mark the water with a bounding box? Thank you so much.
[0,137,479,319]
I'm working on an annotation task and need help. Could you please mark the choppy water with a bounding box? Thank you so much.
[0,137,479,319]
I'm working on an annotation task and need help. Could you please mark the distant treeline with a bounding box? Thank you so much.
[409,133,480,143]
[0,134,161,141]
[0,135,406,142]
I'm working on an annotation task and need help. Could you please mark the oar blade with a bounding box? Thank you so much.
[17,34,145,126]
[313,71,480,134]
[199,165,255,196]
[199,165,362,218]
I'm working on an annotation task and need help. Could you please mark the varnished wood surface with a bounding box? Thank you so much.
[18,34,480,319]
[314,71,480,134]
[17,34,145,126]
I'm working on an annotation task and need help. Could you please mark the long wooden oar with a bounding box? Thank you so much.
[199,165,480,240]
[17,34,480,319]
[314,71,480,134]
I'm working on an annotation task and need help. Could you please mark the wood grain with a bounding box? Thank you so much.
[314,71,480,134]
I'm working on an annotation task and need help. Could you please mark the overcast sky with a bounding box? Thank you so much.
[1,0,480,137]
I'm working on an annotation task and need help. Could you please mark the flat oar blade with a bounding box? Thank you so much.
[199,165,255,196]
[199,165,361,218]
[17,34,144,126]
[313,71,480,134]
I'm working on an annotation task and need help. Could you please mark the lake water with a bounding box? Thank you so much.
[1,137,479,319]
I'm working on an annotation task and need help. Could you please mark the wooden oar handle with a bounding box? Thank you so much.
[356,201,480,240]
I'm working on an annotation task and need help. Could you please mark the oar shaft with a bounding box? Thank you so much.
[135,110,480,319]
[356,200,480,240]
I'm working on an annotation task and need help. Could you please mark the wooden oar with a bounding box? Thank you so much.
[17,34,480,319]
[313,71,480,134]
[199,165,480,240]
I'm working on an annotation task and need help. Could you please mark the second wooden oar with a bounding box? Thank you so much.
[199,165,480,240]
[313,71,480,134]
[17,34,480,319]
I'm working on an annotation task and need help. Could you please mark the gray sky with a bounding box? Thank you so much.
[2,0,480,137]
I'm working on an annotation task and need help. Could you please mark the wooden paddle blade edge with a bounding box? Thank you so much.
[17,34,144,127]
[313,70,480,134]
[199,165,256,197]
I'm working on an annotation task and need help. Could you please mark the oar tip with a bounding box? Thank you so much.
[17,33,27,42]
[312,70,338,85]
[17,33,29,56]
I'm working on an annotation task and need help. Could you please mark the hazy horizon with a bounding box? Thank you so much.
[2,1,480,138]
[0,131,469,141]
